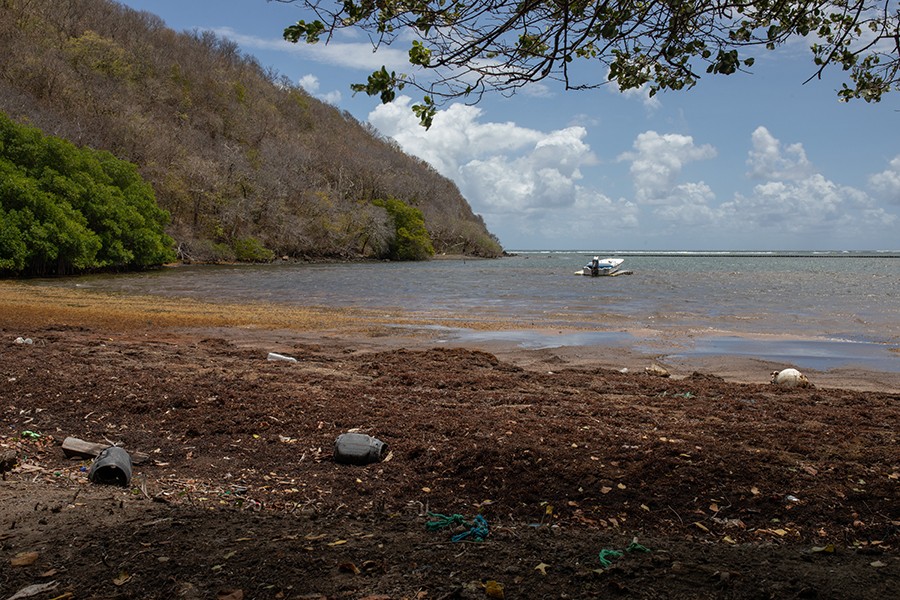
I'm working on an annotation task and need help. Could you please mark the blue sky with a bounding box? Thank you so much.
[118,0,899,251]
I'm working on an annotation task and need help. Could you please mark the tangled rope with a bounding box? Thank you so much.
[598,541,651,567]
[426,512,490,542]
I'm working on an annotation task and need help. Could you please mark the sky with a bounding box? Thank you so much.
[118,0,900,251]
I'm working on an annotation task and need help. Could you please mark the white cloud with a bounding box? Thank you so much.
[617,127,897,242]
[212,26,411,72]
[368,97,897,249]
[367,97,638,237]
[722,133,897,239]
[869,155,900,203]
[618,131,717,205]
[297,74,342,105]
[653,183,719,226]
[746,126,814,180]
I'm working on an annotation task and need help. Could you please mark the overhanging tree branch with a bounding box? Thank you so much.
[278,0,900,126]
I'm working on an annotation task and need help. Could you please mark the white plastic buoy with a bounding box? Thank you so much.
[770,368,812,388]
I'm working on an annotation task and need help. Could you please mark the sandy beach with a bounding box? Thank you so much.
[1,281,898,599]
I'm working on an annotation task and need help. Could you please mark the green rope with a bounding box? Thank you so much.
[426,512,489,542]
[453,514,489,542]
[597,549,623,567]
[598,542,652,567]
[425,512,467,532]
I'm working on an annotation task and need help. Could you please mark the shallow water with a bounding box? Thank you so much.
[33,251,900,373]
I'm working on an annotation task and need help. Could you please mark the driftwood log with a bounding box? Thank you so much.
[62,437,149,464]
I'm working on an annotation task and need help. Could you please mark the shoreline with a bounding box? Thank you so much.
[2,281,897,392]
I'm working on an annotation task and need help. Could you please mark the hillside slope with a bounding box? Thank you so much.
[0,0,503,261]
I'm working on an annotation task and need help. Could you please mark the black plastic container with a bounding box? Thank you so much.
[334,433,388,465]
[88,446,133,486]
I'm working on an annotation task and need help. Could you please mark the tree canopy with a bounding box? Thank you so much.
[0,112,175,276]
[373,197,435,260]
[282,0,900,126]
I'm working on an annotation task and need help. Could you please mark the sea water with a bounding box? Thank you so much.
[37,251,900,373]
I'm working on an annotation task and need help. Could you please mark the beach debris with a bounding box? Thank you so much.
[13,337,33,345]
[333,432,388,465]
[88,446,133,487]
[770,368,813,388]
[427,513,490,542]
[62,436,149,464]
[598,540,652,568]
[0,449,16,473]
[644,364,670,377]
[6,581,58,600]
[266,352,297,362]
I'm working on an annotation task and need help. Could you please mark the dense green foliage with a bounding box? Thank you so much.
[0,0,503,262]
[0,112,174,276]
[284,0,900,126]
[373,197,434,261]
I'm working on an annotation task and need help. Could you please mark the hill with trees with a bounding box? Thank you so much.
[0,0,503,270]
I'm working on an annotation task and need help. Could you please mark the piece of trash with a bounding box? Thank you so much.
[333,432,388,465]
[786,495,801,503]
[266,352,297,363]
[770,368,813,388]
[597,549,624,568]
[534,562,550,575]
[597,541,651,568]
[88,446,133,487]
[426,513,490,542]
[6,581,58,600]
[20,431,40,439]
[61,437,149,465]
[0,450,17,473]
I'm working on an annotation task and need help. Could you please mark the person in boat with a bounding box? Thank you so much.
[590,256,600,276]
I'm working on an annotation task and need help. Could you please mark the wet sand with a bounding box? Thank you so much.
[2,281,897,392]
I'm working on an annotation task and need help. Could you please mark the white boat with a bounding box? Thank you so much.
[576,256,624,276]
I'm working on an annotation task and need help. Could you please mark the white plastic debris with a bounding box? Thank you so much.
[13,337,33,345]
[7,581,59,600]
[770,368,813,388]
[267,352,297,363]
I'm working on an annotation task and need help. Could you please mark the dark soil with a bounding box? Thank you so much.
[1,326,898,599]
